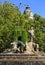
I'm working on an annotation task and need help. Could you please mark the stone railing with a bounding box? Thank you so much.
[0,53,45,62]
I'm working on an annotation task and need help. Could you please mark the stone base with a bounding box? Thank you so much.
[0,62,45,65]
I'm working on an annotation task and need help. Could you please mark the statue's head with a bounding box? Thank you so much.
[31,27,34,30]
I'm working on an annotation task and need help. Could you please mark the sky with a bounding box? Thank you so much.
[0,0,45,18]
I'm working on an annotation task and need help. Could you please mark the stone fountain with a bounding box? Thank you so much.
[0,27,45,65]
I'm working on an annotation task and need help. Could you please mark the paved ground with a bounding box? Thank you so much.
[0,62,45,65]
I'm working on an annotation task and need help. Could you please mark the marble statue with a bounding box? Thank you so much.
[28,27,34,42]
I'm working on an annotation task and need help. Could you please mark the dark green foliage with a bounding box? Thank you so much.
[21,30,28,43]
[34,14,45,52]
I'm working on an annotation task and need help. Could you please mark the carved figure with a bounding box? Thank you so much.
[28,27,34,42]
